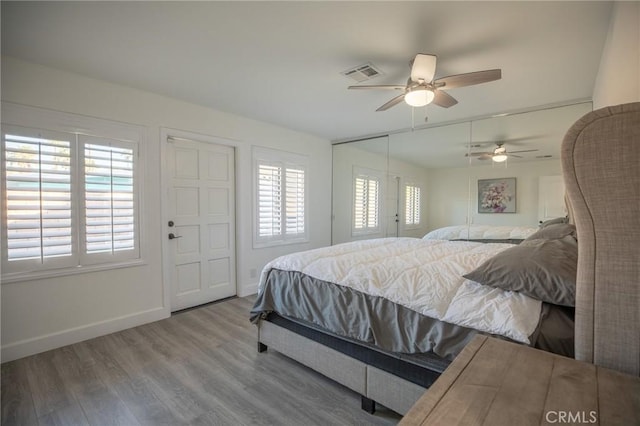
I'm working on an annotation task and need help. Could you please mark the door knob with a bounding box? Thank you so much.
[168,233,182,240]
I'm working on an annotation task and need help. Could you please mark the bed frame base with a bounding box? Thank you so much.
[257,319,427,415]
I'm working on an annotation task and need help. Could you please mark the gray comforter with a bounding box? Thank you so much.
[251,269,574,361]
[253,269,509,360]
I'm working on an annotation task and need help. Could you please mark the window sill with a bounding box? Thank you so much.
[351,230,382,237]
[1,258,147,284]
[252,237,310,250]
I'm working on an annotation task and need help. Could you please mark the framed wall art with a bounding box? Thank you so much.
[477,178,516,213]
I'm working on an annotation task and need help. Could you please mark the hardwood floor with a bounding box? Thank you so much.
[1,296,401,425]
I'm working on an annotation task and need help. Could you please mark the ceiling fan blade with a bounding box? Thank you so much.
[508,154,523,158]
[435,69,502,90]
[432,90,458,108]
[348,85,406,90]
[376,94,406,111]
[465,152,493,160]
[410,54,437,83]
[508,149,539,154]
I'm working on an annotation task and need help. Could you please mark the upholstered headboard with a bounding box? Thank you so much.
[561,102,640,376]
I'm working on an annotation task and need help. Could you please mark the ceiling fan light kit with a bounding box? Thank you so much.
[492,145,508,162]
[405,87,435,107]
[467,142,539,162]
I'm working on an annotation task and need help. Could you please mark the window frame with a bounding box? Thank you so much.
[252,147,309,248]
[1,104,145,283]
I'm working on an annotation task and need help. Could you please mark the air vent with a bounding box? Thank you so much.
[341,62,384,82]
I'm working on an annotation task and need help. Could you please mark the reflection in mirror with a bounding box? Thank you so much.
[388,122,472,236]
[332,101,592,245]
[332,136,389,245]
[432,102,592,232]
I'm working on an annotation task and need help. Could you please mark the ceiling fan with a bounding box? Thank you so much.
[466,143,539,162]
[348,53,501,112]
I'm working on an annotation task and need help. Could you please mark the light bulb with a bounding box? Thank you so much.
[404,88,435,107]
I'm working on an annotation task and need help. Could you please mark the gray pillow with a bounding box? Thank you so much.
[463,236,577,306]
[525,223,576,242]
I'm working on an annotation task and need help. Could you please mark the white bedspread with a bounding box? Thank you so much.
[259,238,542,344]
[423,224,537,241]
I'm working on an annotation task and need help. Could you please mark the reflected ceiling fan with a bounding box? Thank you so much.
[348,53,501,112]
[466,143,539,162]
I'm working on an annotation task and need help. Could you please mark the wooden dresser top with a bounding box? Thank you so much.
[400,335,640,426]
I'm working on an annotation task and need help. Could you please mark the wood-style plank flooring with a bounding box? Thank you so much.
[1,296,401,425]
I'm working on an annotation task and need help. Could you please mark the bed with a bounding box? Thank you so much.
[422,224,538,244]
[250,223,578,415]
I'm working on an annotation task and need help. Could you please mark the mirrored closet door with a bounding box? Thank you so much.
[331,101,592,245]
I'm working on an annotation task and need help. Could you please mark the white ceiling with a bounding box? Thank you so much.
[2,1,612,144]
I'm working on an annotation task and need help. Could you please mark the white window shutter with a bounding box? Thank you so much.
[354,177,367,230]
[353,174,379,232]
[257,163,282,238]
[405,184,421,226]
[83,142,136,255]
[3,133,74,265]
[285,167,305,235]
[367,178,379,228]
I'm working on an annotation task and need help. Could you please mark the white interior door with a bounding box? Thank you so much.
[167,138,236,311]
[538,175,567,224]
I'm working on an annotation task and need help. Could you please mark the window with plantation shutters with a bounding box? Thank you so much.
[353,170,381,235]
[285,167,305,235]
[3,132,75,267]
[405,184,421,227]
[257,163,282,238]
[253,148,308,247]
[2,123,140,278]
[82,139,136,260]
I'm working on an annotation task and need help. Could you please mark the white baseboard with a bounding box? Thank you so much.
[1,306,169,363]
